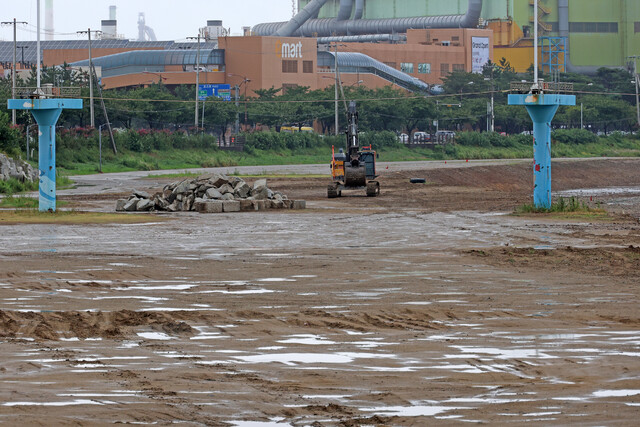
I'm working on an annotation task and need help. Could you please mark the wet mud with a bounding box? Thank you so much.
[1,159,640,425]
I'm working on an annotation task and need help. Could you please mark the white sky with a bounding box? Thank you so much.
[0,0,294,42]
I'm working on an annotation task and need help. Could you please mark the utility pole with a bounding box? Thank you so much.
[334,43,339,135]
[77,28,101,128]
[1,19,28,125]
[187,33,202,128]
[631,56,640,128]
[234,84,240,135]
[534,0,539,87]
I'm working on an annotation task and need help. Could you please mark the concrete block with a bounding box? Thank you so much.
[253,200,266,210]
[282,199,293,209]
[292,200,306,210]
[199,200,223,214]
[239,200,256,211]
[223,200,241,212]
[269,200,285,209]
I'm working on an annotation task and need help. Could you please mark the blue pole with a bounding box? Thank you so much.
[527,104,559,209]
[508,93,575,210]
[7,98,83,212]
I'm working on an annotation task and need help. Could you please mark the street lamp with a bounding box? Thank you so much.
[98,122,111,173]
[187,33,202,127]
[228,73,251,133]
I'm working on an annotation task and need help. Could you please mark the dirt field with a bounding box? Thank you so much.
[1,158,639,426]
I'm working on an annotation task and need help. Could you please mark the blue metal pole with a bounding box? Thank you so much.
[7,98,83,212]
[33,108,62,211]
[527,104,559,209]
[508,93,575,210]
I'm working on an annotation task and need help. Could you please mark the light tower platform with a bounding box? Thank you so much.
[8,97,83,212]
[508,84,575,209]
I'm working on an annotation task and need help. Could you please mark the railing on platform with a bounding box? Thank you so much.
[14,86,82,99]
[510,81,574,93]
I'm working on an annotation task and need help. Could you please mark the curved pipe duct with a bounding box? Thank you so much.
[558,0,618,74]
[353,0,364,20]
[274,0,329,37]
[337,0,354,21]
[254,0,483,37]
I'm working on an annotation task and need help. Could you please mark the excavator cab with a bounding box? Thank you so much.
[328,102,380,198]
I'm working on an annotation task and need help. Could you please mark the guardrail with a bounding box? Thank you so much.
[510,82,574,93]
[14,86,82,99]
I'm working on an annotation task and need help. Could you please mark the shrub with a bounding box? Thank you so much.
[551,128,598,145]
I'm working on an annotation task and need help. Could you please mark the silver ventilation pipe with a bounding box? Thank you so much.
[353,0,364,20]
[558,0,616,74]
[274,0,329,37]
[317,34,407,44]
[337,0,354,21]
[254,0,483,37]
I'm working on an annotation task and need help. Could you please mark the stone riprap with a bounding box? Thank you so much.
[116,173,306,213]
[0,153,38,183]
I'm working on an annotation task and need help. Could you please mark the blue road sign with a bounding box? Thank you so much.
[198,84,232,101]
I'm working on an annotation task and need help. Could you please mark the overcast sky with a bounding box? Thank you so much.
[0,0,294,42]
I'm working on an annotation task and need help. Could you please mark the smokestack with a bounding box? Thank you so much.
[109,5,116,20]
[45,0,54,40]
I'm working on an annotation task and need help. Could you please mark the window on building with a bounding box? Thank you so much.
[302,60,314,73]
[452,64,465,72]
[400,62,414,73]
[384,62,397,69]
[440,63,450,75]
[282,60,298,73]
[635,22,640,33]
[418,63,431,74]
[569,22,618,33]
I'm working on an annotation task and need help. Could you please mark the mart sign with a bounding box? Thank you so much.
[276,40,304,59]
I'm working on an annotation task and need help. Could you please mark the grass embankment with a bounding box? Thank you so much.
[55,139,640,176]
[0,210,169,225]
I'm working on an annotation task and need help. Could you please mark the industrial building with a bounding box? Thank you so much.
[1,0,635,97]
[296,0,640,72]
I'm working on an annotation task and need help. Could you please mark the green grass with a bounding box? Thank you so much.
[514,197,611,220]
[0,196,69,209]
[29,135,640,177]
[0,178,38,195]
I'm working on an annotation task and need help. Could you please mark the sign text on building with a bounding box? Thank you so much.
[276,40,304,59]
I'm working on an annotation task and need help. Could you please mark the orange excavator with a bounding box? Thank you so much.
[328,101,380,198]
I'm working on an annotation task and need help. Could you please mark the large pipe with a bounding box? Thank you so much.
[337,0,354,21]
[254,0,483,37]
[318,34,406,44]
[558,0,614,74]
[353,0,364,20]
[274,0,329,37]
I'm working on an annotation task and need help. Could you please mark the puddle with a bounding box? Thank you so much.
[277,335,336,345]
[360,404,467,417]
[137,332,173,340]
[3,399,114,407]
[593,390,640,398]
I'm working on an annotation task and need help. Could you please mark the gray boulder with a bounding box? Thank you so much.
[205,188,223,199]
[136,199,154,211]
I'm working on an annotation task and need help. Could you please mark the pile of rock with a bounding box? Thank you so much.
[0,153,38,183]
[116,173,305,214]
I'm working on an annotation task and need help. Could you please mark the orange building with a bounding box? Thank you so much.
[1,28,493,95]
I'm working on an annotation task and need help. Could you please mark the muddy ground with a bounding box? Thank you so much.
[1,158,639,426]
